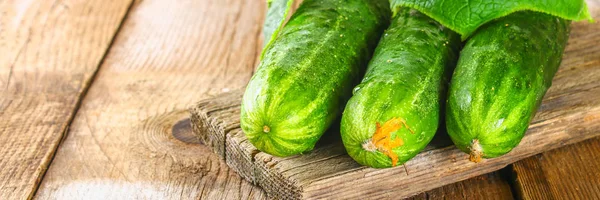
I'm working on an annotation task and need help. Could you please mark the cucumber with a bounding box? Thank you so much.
[341,8,461,168]
[446,11,570,162]
[241,0,391,157]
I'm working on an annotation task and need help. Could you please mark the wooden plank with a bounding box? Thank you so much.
[408,171,513,200]
[190,5,600,198]
[511,138,600,199]
[34,0,267,199]
[0,0,133,199]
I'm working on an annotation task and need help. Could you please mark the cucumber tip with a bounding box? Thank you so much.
[469,139,483,163]
[362,139,377,152]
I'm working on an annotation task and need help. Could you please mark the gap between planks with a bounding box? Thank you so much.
[29,2,138,199]
[34,0,268,199]
[0,0,134,199]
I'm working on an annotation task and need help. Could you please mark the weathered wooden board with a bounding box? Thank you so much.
[34,0,267,199]
[316,166,515,199]
[406,171,514,200]
[511,138,600,200]
[190,5,600,199]
[0,0,133,199]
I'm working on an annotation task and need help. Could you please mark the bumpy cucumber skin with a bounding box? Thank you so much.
[241,0,391,157]
[446,11,570,159]
[341,9,461,168]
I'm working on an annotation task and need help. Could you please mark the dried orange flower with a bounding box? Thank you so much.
[363,118,414,166]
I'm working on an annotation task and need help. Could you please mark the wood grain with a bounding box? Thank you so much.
[34,0,267,199]
[0,0,133,199]
[190,5,600,198]
[407,171,513,200]
[511,138,600,200]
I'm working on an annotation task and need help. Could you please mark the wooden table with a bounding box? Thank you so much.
[0,0,598,199]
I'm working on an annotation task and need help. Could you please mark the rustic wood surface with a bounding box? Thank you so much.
[33,0,267,199]
[190,4,600,199]
[0,0,598,199]
[0,0,132,199]
[407,171,514,200]
[512,138,600,199]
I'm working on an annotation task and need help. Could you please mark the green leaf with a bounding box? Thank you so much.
[261,0,294,60]
[391,0,593,39]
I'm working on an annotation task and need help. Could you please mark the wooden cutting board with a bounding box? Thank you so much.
[189,9,600,199]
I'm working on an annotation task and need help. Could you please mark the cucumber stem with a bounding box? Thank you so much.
[469,139,483,163]
[263,125,271,133]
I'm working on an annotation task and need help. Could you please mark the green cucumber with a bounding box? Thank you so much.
[241,0,391,157]
[341,8,461,168]
[446,11,570,162]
